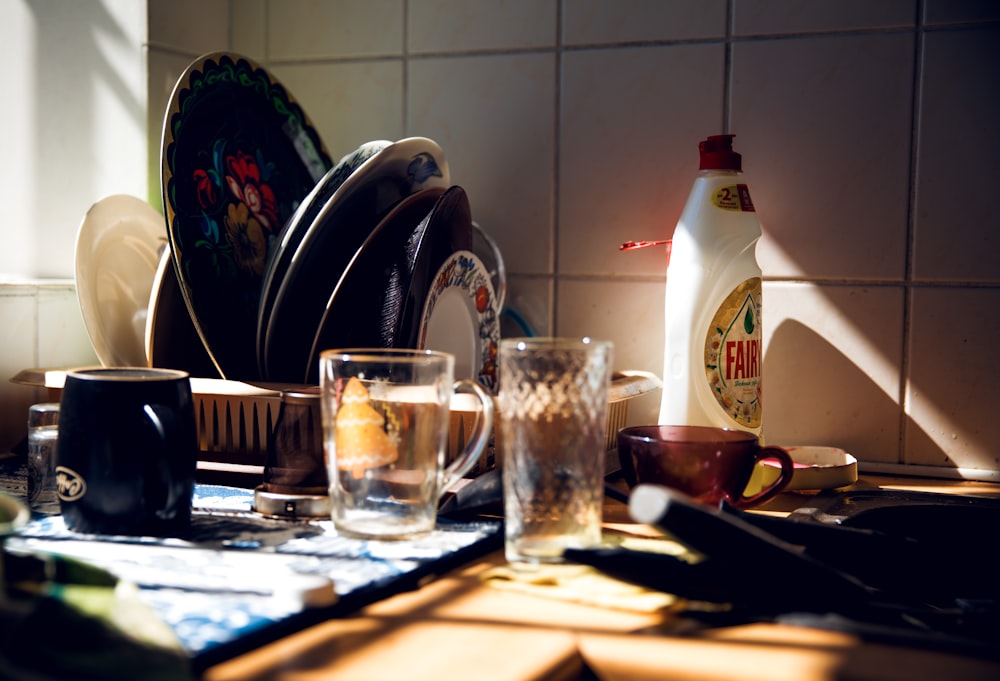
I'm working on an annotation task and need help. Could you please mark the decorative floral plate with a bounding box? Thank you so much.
[262,137,450,383]
[419,248,500,392]
[161,52,332,381]
[415,190,499,392]
[74,194,168,367]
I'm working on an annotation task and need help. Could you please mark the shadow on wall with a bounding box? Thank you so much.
[23,0,145,278]
[763,318,903,465]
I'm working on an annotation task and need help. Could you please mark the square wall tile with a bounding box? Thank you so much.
[267,0,403,59]
[501,276,554,340]
[0,288,40,453]
[272,61,404,158]
[734,33,914,281]
[148,48,202,204]
[408,0,556,53]
[19,1,149,280]
[148,0,229,53]
[924,0,1000,24]
[563,0,727,45]
[732,0,916,35]
[912,26,1000,283]
[559,44,725,277]
[0,288,38,375]
[231,0,267,57]
[556,278,665,426]
[408,53,556,275]
[37,284,97,369]
[762,282,904,462]
[906,288,1000,472]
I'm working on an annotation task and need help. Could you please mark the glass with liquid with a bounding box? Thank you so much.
[319,349,493,539]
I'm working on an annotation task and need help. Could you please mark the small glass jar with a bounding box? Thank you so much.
[254,388,330,518]
[27,402,61,515]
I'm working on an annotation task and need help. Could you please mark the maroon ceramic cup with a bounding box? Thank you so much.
[617,425,794,508]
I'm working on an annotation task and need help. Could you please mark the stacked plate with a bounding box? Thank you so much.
[74,52,501,392]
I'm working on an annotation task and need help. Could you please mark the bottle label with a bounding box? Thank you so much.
[711,184,755,212]
[705,277,762,428]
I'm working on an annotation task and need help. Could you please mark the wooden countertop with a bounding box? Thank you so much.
[203,476,1000,681]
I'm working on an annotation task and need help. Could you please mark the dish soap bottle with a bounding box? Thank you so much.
[658,134,763,435]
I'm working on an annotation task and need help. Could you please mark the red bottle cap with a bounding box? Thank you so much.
[699,134,742,171]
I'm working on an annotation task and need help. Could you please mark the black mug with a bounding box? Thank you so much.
[56,367,197,536]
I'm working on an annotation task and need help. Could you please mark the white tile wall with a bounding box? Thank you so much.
[563,0,727,44]
[914,26,1000,283]
[271,61,405,158]
[907,288,1000,471]
[0,283,97,453]
[408,53,558,277]
[735,32,915,281]
[732,0,917,34]
[267,0,403,59]
[409,0,557,52]
[559,43,725,277]
[3,1,999,480]
[762,283,905,462]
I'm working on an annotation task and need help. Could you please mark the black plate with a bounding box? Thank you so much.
[262,137,449,383]
[305,187,446,380]
[256,141,390,373]
[162,52,332,381]
[386,185,499,391]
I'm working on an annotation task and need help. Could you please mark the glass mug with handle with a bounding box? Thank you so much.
[319,349,494,539]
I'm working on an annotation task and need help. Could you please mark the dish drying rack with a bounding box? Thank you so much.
[12,369,661,486]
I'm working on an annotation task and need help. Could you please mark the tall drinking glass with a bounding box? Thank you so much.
[499,337,613,567]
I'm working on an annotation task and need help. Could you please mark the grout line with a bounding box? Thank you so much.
[551,0,563,336]
[897,4,927,464]
[723,0,734,131]
[542,273,1000,288]
[255,23,988,67]
[402,0,410,135]
[262,0,269,62]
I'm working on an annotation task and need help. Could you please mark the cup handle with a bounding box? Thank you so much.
[439,379,495,495]
[737,446,794,508]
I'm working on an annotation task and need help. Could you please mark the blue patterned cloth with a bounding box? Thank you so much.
[1,468,500,668]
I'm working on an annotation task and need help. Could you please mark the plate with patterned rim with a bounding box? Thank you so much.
[262,137,450,383]
[74,194,168,367]
[413,189,499,392]
[256,140,390,375]
[161,52,332,381]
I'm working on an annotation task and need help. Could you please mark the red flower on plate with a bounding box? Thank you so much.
[226,151,280,232]
[194,169,217,209]
[474,285,490,313]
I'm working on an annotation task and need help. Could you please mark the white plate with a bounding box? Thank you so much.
[755,445,859,491]
[74,195,167,367]
[419,250,500,392]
